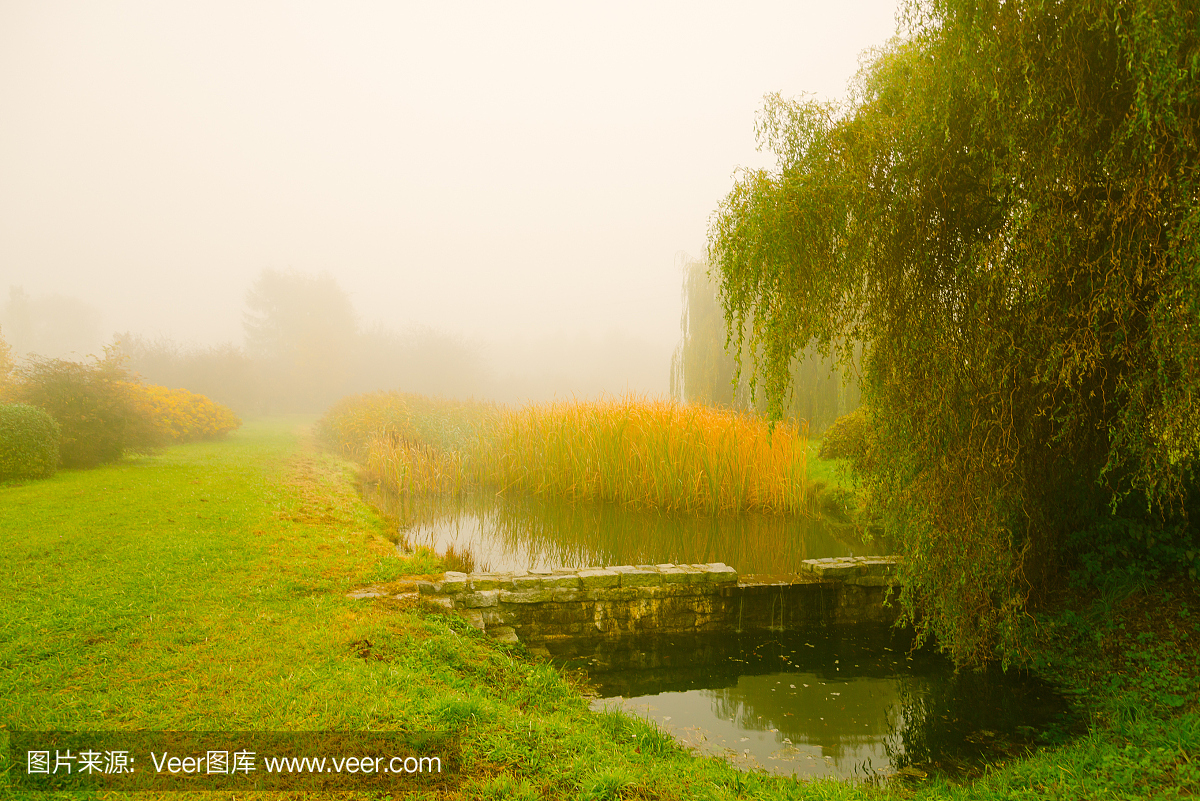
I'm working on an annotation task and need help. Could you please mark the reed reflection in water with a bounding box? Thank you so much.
[366,487,880,574]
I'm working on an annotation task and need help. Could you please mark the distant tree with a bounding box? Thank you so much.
[351,324,487,399]
[670,258,858,433]
[1,286,103,359]
[115,333,263,415]
[243,269,358,411]
[671,259,738,408]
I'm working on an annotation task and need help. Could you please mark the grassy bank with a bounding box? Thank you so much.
[2,418,1195,798]
[0,417,865,800]
[801,446,1200,798]
[910,575,1200,799]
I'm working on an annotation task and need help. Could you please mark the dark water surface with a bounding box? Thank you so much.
[554,627,1073,781]
[368,488,882,574]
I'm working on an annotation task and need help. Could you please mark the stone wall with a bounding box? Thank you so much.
[413,556,900,646]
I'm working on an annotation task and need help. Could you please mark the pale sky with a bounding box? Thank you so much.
[0,0,900,394]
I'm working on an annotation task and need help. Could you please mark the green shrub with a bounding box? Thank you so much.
[15,353,160,468]
[0,403,60,480]
[818,407,869,461]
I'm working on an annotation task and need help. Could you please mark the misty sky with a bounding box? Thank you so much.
[1,0,900,395]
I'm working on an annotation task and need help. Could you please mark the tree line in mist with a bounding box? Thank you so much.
[2,270,669,413]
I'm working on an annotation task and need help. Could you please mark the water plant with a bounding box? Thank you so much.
[483,395,809,514]
[319,391,811,516]
[318,391,500,497]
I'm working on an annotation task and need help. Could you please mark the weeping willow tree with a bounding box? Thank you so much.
[709,0,1200,665]
[671,258,860,433]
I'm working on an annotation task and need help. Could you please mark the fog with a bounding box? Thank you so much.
[1,1,900,404]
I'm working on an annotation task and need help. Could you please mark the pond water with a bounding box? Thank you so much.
[556,626,1073,781]
[362,486,1072,779]
[367,488,882,575]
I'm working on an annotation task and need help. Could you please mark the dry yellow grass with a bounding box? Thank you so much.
[319,392,810,515]
[481,395,808,514]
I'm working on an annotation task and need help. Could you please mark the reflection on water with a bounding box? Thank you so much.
[564,627,1072,781]
[365,487,881,574]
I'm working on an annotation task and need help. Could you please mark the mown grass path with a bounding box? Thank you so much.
[1,419,1195,799]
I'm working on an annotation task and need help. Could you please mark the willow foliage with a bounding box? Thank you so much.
[709,0,1200,665]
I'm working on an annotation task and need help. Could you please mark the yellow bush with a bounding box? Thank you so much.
[127,384,241,443]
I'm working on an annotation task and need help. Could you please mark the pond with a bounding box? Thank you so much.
[558,626,1074,782]
[362,485,1071,779]
[367,487,883,575]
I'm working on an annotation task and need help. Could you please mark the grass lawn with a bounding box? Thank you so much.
[1,419,1195,798]
[0,418,873,800]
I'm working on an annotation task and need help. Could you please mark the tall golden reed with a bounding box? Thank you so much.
[317,391,498,496]
[480,395,808,514]
[318,392,809,514]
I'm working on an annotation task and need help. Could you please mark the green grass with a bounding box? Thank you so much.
[912,575,1200,799]
[805,440,855,493]
[0,417,874,800]
[805,439,861,524]
[2,418,1196,799]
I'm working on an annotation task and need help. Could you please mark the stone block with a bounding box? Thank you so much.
[459,590,500,608]
[801,558,862,580]
[482,608,511,626]
[499,589,554,604]
[542,605,587,624]
[838,585,867,608]
[488,626,519,644]
[439,576,469,594]
[578,568,620,588]
[511,573,544,590]
[551,589,584,603]
[470,575,511,591]
[853,575,898,587]
[585,587,641,602]
[619,569,663,587]
[705,564,738,583]
[460,609,486,630]
[416,581,436,595]
[660,568,690,584]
